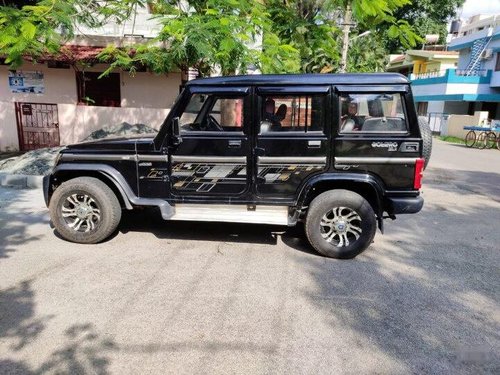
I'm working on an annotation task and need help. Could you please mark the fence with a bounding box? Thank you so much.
[427,112,449,134]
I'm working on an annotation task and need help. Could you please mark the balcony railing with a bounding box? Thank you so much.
[409,68,491,82]
[410,70,445,80]
[455,69,489,77]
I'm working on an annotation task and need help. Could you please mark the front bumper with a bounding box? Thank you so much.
[387,195,424,215]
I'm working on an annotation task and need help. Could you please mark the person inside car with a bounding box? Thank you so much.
[341,102,362,131]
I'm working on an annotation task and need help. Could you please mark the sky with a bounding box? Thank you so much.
[460,0,500,19]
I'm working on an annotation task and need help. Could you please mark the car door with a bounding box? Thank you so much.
[333,85,420,189]
[169,86,251,199]
[254,86,331,200]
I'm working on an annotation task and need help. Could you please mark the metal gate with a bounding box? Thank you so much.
[15,102,60,151]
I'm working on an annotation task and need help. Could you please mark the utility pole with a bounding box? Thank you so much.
[339,4,353,73]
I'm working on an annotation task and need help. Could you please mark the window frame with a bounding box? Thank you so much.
[75,71,121,107]
[337,92,410,136]
[256,87,330,136]
[178,87,249,136]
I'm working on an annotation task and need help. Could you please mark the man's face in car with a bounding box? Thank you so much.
[348,103,358,116]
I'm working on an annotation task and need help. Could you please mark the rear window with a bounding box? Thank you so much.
[339,93,407,133]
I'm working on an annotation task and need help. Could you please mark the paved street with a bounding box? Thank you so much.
[0,139,499,374]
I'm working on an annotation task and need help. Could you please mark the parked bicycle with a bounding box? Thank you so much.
[464,126,500,150]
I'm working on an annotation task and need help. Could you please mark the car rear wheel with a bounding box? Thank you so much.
[49,177,122,244]
[305,190,376,259]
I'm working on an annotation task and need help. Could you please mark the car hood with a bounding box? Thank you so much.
[64,135,155,152]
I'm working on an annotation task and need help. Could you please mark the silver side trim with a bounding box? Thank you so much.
[258,156,327,164]
[335,157,418,165]
[137,154,168,162]
[61,153,137,161]
[172,156,246,164]
[171,204,290,225]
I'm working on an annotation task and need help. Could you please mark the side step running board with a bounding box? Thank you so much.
[170,204,290,225]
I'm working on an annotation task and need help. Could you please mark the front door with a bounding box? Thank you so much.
[169,87,251,199]
[254,86,331,200]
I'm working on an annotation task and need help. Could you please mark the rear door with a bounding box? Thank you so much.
[333,85,420,189]
[169,86,251,198]
[254,86,331,200]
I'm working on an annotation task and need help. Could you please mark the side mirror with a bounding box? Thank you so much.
[172,117,182,145]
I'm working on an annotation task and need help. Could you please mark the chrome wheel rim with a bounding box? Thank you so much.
[62,193,101,232]
[320,206,362,247]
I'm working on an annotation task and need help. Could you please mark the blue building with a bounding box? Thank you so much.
[408,15,500,132]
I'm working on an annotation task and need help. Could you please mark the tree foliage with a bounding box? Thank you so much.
[98,0,299,77]
[0,0,144,66]
[381,0,465,51]
[265,0,340,73]
[0,0,463,74]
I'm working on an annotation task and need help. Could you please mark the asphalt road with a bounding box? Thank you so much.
[0,139,499,374]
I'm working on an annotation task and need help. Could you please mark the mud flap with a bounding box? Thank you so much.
[377,216,384,234]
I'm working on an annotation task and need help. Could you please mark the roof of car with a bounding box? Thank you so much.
[186,73,409,86]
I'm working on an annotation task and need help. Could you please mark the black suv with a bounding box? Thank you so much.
[43,73,431,259]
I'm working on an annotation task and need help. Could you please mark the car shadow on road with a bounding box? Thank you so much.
[119,207,316,253]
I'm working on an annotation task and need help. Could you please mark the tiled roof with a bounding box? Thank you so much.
[53,45,106,62]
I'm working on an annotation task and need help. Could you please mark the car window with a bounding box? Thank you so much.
[259,95,325,134]
[339,93,407,133]
[180,94,244,132]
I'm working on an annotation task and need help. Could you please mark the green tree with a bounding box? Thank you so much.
[265,0,341,73]
[382,0,465,52]
[0,0,143,66]
[347,33,388,72]
[100,0,299,77]
[265,0,422,73]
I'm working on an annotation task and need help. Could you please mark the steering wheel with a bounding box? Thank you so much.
[207,115,224,131]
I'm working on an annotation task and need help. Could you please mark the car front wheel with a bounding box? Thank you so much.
[305,190,377,259]
[49,177,122,244]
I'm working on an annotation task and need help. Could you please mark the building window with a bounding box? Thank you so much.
[495,53,500,71]
[76,72,121,107]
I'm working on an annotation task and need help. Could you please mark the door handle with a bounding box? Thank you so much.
[228,139,241,148]
[308,140,321,149]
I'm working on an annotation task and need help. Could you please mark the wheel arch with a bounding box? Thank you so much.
[46,164,133,210]
[296,173,385,218]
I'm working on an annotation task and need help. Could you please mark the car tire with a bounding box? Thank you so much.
[305,190,376,259]
[49,177,122,244]
[418,116,432,169]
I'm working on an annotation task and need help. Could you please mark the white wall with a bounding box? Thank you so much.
[443,111,490,138]
[0,63,180,151]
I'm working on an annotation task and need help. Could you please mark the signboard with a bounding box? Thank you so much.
[8,71,45,94]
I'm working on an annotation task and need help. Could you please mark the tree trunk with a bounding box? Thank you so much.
[339,4,352,73]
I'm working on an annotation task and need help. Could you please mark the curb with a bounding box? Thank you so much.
[0,173,44,189]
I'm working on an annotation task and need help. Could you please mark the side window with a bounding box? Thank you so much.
[260,95,325,133]
[339,93,407,133]
[180,94,244,132]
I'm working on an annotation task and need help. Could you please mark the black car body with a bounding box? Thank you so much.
[43,73,430,258]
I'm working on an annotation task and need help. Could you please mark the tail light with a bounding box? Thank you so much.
[414,158,425,189]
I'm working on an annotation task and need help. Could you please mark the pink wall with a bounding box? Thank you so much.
[0,64,181,151]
